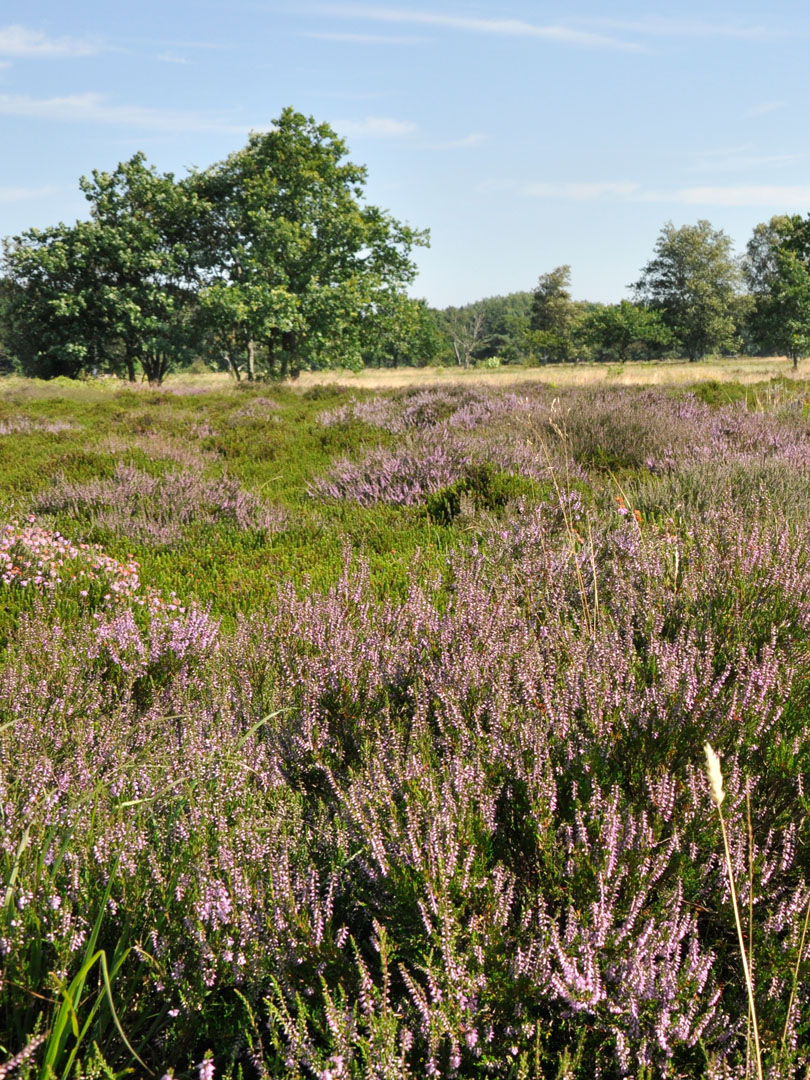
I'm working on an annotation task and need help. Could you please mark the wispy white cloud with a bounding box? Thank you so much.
[694,150,805,172]
[746,100,787,117]
[428,132,487,150]
[0,25,99,58]
[303,30,427,44]
[157,52,191,64]
[120,37,233,51]
[582,15,773,40]
[0,92,243,133]
[311,5,644,51]
[523,181,640,200]
[520,178,810,208]
[0,184,59,202]
[340,114,417,137]
[666,185,810,207]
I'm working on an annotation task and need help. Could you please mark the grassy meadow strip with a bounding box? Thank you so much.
[2,373,810,1077]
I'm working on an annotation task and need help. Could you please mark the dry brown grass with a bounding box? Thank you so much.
[2,356,806,400]
[295,356,807,391]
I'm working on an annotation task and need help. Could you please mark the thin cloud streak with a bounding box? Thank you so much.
[746,100,787,117]
[427,133,487,150]
[0,184,59,202]
[523,181,640,200]
[522,179,810,208]
[0,25,99,58]
[0,92,245,133]
[583,15,773,40]
[304,31,428,44]
[119,37,233,51]
[312,5,644,51]
[339,114,417,137]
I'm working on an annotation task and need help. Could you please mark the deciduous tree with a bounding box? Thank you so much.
[2,154,199,383]
[192,108,428,378]
[745,215,810,369]
[582,300,674,362]
[529,265,578,362]
[634,221,742,361]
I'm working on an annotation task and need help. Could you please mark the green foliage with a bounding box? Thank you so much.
[0,109,428,385]
[2,154,199,384]
[362,297,443,369]
[581,299,674,362]
[690,379,750,407]
[425,463,536,525]
[192,108,428,379]
[529,266,578,363]
[431,292,533,367]
[745,214,810,367]
[634,220,743,361]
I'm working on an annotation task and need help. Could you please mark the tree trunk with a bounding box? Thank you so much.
[281,330,299,379]
[247,339,256,381]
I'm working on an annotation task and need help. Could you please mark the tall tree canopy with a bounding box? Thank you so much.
[634,221,742,361]
[745,215,810,369]
[1,109,428,383]
[528,266,579,362]
[190,107,429,379]
[2,154,198,383]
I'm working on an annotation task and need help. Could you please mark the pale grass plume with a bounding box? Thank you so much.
[704,742,725,806]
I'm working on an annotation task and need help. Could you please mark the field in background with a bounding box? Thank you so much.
[2,371,810,1078]
[295,355,803,390]
[0,356,803,404]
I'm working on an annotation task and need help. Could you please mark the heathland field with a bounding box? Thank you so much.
[5,364,810,1078]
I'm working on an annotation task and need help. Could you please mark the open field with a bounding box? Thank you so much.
[2,371,810,1078]
[293,355,808,391]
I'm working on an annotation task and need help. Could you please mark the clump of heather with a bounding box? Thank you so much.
[100,431,220,468]
[0,416,75,435]
[317,394,402,431]
[6,380,810,1077]
[4,498,810,1076]
[33,463,287,544]
[309,431,477,505]
[232,395,282,420]
[317,386,533,435]
[0,517,152,606]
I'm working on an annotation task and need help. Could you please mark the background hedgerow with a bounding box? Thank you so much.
[2,374,810,1077]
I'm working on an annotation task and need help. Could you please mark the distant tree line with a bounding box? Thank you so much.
[417,217,810,370]
[2,112,810,381]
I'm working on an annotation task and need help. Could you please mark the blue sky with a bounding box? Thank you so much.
[1,2,809,307]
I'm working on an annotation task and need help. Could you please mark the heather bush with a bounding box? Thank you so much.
[0,416,75,435]
[2,376,810,1077]
[33,464,287,545]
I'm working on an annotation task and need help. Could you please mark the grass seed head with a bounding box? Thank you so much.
[704,742,725,807]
